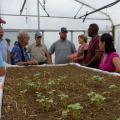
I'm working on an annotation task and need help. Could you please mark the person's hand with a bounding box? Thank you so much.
[27,59,38,65]
[17,62,28,66]
[67,55,74,61]
[48,61,53,64]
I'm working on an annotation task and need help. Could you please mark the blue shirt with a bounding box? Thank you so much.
[0,52,5,67]
[0,39,9,63]
[11,41,30,65]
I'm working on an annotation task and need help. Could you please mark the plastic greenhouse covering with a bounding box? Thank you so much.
[0,0,120,54]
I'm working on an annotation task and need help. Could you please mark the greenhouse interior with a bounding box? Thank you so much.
[0,0,120,120]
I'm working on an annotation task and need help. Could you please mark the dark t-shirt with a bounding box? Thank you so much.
[86,35,100,68]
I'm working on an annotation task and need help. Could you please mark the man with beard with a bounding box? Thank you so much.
[48,27,76,64]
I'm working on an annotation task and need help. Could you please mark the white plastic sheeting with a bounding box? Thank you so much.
[1,0,119,30]
[115,25,120,55]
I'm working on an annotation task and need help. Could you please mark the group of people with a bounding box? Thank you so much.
[0,23,120,76]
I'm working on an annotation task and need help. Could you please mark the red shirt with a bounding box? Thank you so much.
[86,35,100,68]
[77,43,88,64]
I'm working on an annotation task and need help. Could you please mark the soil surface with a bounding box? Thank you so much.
[2,65,120,120]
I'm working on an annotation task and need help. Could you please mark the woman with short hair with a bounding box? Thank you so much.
[67,35,88,65]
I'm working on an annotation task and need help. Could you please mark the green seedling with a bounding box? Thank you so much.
[26,81,38,91]
[56,78,62,85]
[36,92,53,112]
[92,75,104,82]
[45,98,53,112]
[88,92,106,107]
[43,71,50,76]
[58,76,67,79]
[67,103,83,120]
[109,84,118,91]
[117,118,120,120]
[43,80,56,90]
[62,109,69,120]
[20,89,27,94]
[58,93,69,108]
[102,91,111,96]
[47,90,56,98]
[33,73,41,77]
[48,80,56,86]
[36,92,45,99]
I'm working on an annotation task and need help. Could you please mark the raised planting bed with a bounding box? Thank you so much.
[1,65,120,120]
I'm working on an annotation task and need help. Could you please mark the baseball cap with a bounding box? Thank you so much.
[60,27,68,33]
[35,31,42,38]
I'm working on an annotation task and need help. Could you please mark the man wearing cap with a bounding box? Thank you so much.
[0,25,11,64]
[48,27,76,64]
[28,31,49,65]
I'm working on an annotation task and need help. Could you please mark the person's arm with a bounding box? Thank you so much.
[17,60,38,66]
[67,52,77,61]
[86,50,102,67]
[47,53,52,64]
[45,50,52,64]
[74,54,84,61]
[44,45,51,64]
[0,53,6,76]
[113,57,120,72]
[0,68,6,76]
[17,61,28,66]
[7,50,11,64]
[48,43,56,64]
[7,44,11,64]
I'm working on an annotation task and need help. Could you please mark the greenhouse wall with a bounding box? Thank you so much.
[115,25,120,56]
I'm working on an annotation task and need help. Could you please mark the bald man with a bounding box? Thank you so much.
[85,23,103,68]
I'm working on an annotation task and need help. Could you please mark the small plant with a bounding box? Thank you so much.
[62,109,69,120]
[20,89,27,94]
[47,90,56,98]
[92,75,104,82]
[88,92,106,107]
[109,84,118,90]
[26,81,38,91]
[116,118,120,120]
[45,98,53,112]
[56,78,62,85]
[61,103,83,120]
[43,80,56,90]
[36,92,53,112]
[58,76,67,80]
[33,73,41,77]
[67,103,83,120]
[48,80,56,86]
[58,93,69,108]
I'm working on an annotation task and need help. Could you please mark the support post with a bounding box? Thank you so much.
[37,0,40,31]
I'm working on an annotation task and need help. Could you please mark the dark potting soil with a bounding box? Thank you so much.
[1,65,120,120]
